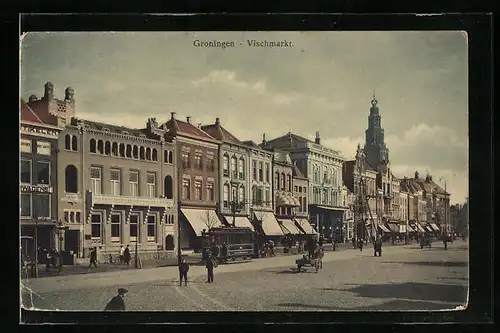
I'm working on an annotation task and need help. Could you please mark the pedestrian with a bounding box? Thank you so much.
[178,258,189,286]
[373,237,382,257]
[358,239,364,252]
[124,245,131,266]
[206,254,215,283]
[89,247,98,268]
[443,238,448,251]
[119,245,124,264]
[269,240,275,257]
[352,237,356,249]
[104,288,128,311]
[44,249,51,271]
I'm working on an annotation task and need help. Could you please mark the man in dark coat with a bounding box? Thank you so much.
[178,259,189,286]
[206,255,215,283]
[373,237,382,257]
[123,245,131,266]
[88,248,98,268]
[104,288,128,311]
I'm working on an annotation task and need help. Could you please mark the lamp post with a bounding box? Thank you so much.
[177,162,184,266]
[55,219,69,271]
[439,177,448,238]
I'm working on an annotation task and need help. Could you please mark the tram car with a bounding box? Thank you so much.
[201,226,254,264]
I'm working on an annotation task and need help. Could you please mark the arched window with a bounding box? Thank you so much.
[146,147,152,160]
[97,140,104,154]
[164,175,173,199]
[281,172,286,190]
[140,147,145,160]
[71,136,78,151]
[133,145,138,159]
[275,172,279,190]
[238,186,245,203]
[287,174,291,192]
[112,142,118,156]
[238,158,245,179]
[65,134,71,150]
[126,144,132,158]
[223,155,229,175]
[90,138,97,153]
[105,141,111,155]
[168,151,173,163]
[119,143,125,157]
[152,149,158,161]
[223,184,230,208]
[166,235,175,251]
[65,165,78,193]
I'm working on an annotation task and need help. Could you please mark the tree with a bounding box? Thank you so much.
[199,210,220,232]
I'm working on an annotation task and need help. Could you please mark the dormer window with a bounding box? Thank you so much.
[102,127,110,133]
[139,134,147,138]
[121,131,129,135]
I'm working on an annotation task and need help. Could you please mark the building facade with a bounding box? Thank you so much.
[413,173,450,234]
[20,82,74,253]
[264,131,348,238]
[58,117,176,259]
[164,113,221,251]
[201,118,251,228]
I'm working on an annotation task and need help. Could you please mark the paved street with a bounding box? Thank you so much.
[21,241,468,312]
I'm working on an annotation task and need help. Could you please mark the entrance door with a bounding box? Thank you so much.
[65,230,80,256]
[166,235,175,250]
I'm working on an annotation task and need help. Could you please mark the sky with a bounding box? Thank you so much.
[20,31,468,204]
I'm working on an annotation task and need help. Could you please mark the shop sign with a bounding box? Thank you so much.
[20,139,32,153]
[21,125,59,138]
[20,184,53,193]
[36,141,51,155]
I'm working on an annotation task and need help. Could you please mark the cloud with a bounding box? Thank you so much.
[320,136,364,160]
[386,123,466,149]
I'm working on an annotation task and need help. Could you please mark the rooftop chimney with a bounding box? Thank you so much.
[44,81,54,101]
[315,131,320,145]
[186,116,191,124]
[170,112,176,119]
[215,117,220,125]
[415,171,419,179]
[28,95,38,103]
[262,133,266,145]
[197,123,202,128]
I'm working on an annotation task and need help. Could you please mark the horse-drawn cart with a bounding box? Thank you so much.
[420,237,432,249]
[295,248,324,273]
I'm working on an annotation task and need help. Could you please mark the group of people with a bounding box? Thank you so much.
[43,247,60,271]
[88,245,132,268]
[259,240,276,257]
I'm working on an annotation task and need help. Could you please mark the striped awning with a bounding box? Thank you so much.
[425,226,434,232]
[295,218,316,234]
[223,215,254,231]
[386,223,400,233]
[430,223,440,231]
[407,225,415,232]
[278,219,303,235]
[414,223,426,232]
[255,212,284,236]
[379,224,391,233]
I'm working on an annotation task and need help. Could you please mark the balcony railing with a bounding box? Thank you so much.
[87,191,174,208]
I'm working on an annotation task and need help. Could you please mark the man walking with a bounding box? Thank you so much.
[123,245,131,266]
[104,288,128,311]
[206,255,215,283]
[178,258,189,286]
[88,247,98,268]
[374,237,382,257]
[119,245,124,264]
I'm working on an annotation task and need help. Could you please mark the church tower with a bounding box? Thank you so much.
[363,93,389,169]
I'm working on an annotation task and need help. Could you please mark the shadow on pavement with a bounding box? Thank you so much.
[277,299,463,311]
[380,261,468,268]
[322,282,467,304]
[436,276,469,281]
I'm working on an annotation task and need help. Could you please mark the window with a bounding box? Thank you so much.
[133,146,139,159]
[231,157,237,178]
[275,172,279,190]
[146,148,151,160]
[232,186,237,202]
[195,181,202,200]
[91,213,101,239]
[152,149,158,161]
[147,173,156,198]
[129,171,139,196]
[112,142,119,156]
[238,158,244,179]
[164,175,173,199]
[21,194,31,217]
[65,165,78,193]
[164,150,169,163]
[33,194,50,218]
[265,189,270,206]
[71,136,78,151]
[105,141,111,155]
[182,179,190,200]
[90,167,102,194]
[120,144,125,157]
[126,144,132,158]
[223,184,229,207]
[287,175,292,192]
[223,155,229,176]
[20,159,31,184]
[182,152,190,169]
[265,163,270,182]
[238,186,244,203]
[207,156,214,171]
[252,161,257,180]
[111,213,121,243]
[65,134,71,150]
[281,172,286,190]
[194,154,202,170]
[255,187,263,205]
[97,140,104,154]
[75,211,81,223]
[90,139,97,153]
[140,147,145,160]
[130,214,139,242]
[168,151,173,163]
[35,161,50,185]
[258,162,263,181]
[20,138,31,153]
[110,169,121,196]
[147,215,156,241]
[207,183,214,201]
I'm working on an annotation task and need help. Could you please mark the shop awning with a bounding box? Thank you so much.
[386,223,400,233]
[294,218,316,235]
[278,219,303,235]
[223,215,254,231]
[430,223,440,231]
[254,212,284,236]
[379,224,391,233]
[181,208,223,236]
[407,225,415,232]
[425,226,434,232]
[414,223,426,232]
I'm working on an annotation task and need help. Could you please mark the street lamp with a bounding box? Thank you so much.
[439,177,448,238]
[54,219,69,271]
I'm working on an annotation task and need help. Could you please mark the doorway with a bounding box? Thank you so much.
[65,230,80,257]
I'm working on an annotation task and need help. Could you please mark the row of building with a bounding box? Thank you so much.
[20,82,457,260]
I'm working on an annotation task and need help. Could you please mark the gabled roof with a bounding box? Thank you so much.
[241,140,261,149]
[20,99,44,124]
[74,118,155,139]
[201,123,241,145]
[265,132,312,148]
[164,117,218,143]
